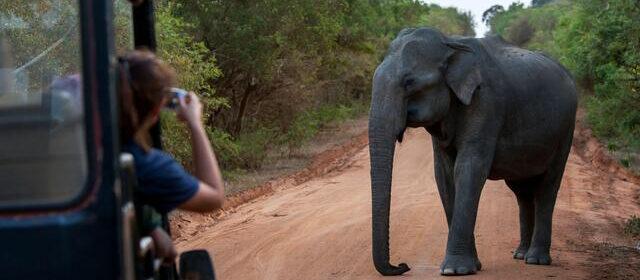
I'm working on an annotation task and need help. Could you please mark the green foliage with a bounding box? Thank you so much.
[154,2,234,169]
[160,114,193,170]
[156,3,222,95]
[418,5,475,36]
[235,126,279,170]
[556,0,640,155]
[282,104,354,152]
[486,2,527,37]
[482,5,504,26]
[232,102,366,169]
[206,125,241,170]
[175,0,474,135]
[531,0,553,7]
[157,0,474,171]
[486,1,567,54]
[0,0,80,92]
[114,0,134,53]
[626,216,640,237]
[505,15,534,46]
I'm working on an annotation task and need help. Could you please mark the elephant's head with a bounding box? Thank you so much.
[369,27,481,276]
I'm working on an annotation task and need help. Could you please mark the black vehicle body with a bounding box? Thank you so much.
[0,1,214,279]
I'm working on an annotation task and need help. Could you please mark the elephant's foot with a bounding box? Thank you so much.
[439,254,481,276]
[512,244,529,260]
[524,246,552,265]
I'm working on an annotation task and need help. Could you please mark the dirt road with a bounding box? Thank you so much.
[176,124,640,279]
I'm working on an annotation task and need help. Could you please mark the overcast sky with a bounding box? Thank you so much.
[424,0,529,37]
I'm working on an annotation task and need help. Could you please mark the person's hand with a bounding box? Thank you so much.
[149,227,177,264]
[177,92,203,128]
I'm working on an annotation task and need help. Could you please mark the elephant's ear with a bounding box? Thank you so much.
[444,41,481,106]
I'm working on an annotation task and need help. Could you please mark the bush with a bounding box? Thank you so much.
[160,114,193,170]
[283,105,354,151]
[206,126,241,170]
[555,0,640,162]
[506,16,534,46]
[585,89,640,151]
[625,216,640,237]
[155,1,230,170]
[235,127,280,170]
[418,5,475,36]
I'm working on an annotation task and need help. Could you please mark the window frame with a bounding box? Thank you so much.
[0,0,108,213]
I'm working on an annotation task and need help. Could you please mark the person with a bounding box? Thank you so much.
[117,50,225,260]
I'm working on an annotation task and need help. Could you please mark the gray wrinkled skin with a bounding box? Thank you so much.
[369,27,577,276]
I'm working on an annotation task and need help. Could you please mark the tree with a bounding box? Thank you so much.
[531,0,552,7]
[482,5,504,25]
[0,0,80,91]
[420,5,475,36]
[556,0,640,152]
[165,0,475,169]
[506,16,534,46]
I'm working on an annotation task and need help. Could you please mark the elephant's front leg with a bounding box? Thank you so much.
[440,149,493,276]
[434,143,483,274]
[432,139,455,226]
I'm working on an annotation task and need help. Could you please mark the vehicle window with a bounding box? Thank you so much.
[0,1,87,208]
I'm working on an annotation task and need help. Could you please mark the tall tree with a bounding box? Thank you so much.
[482,5,504,25]
[531,0,552,7]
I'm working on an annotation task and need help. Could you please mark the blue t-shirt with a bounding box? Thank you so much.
[123,142,199,214]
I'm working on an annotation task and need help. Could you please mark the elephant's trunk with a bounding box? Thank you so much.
[369,107,410,276]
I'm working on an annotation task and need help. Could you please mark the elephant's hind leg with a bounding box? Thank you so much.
[526,135,573,265]
[506,177,541,260]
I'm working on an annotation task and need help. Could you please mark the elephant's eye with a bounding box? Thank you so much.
[402,71,440,94]
[401,74,416,93]
[439,61,449,72]
[403,77,415,92]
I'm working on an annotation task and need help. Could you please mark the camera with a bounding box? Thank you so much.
[165,87,187,110]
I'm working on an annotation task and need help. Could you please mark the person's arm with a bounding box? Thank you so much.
[149,227,178,264]
[177,92,225,212]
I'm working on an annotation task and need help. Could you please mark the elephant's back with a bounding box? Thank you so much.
[498,47,573,86]
[477,36,576,100]
[481,40,577,180]
[507,48,574,112]
[483,40,577,123]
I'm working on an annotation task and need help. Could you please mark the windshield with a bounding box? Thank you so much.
[0,0,87,209]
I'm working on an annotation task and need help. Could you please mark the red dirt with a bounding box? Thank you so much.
[175,113,640,279]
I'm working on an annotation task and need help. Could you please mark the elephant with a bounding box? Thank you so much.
[369,27,576,276]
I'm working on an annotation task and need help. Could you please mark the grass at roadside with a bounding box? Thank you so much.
[585,93,640,174]
[626,216,640,238]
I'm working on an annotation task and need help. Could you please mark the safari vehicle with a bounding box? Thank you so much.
[0,1,215,279]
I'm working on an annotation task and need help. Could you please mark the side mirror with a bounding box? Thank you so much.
[179,250,217,280]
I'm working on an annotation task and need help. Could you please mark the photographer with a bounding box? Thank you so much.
[118,50,225,259]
